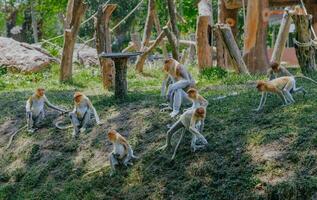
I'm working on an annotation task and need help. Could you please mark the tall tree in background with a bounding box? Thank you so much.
[60,0,87,82]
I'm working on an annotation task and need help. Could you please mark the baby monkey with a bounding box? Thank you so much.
[187,88,208,109]
[267,62,293,80]
[108,130,138,176]
[26,88,66,133]
[159,107,208,159]
[69,92,102,137]
[254,76,306,111]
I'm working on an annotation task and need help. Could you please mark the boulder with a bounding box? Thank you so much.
[0,37,58,73]
[73,43,99,67]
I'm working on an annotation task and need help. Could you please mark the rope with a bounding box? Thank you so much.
[293,38,317,48]
[110,0,145,32]
[81,0,111,26]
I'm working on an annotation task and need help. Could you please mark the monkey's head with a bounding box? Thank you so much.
[36,88,45,97]
[107,130,118,142]
[194,107,206,119]
[270,62,280,72]
[187,88,198,99]
[73,92,83,103]
[163,58,176,73]
[256,81,266,91]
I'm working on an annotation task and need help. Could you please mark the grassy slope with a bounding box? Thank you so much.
[0,64,317,200]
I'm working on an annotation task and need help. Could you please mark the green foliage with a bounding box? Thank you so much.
[200,67,228,80]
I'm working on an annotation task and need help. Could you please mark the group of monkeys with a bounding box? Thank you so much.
[24,58,317,175]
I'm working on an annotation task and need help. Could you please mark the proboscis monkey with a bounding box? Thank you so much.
[254,76,309,111]
[26,88,66,133]
[69,92,102,137]
[186,88,208,132]
[267,62,293,80]
[108,130,138,175]
[161,58,195,117]
[186,88,208,109]
[158,107,208,159]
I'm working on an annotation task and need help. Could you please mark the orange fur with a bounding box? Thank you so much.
[194,107,205,119]
[35,88,45,98]
[107,130,129,151]
[74,92,83,104]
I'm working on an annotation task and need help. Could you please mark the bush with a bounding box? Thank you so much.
[199,67,228,80]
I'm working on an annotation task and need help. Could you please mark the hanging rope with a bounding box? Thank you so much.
[110,0,145,32]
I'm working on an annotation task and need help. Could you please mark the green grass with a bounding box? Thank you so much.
[1,64,317,199]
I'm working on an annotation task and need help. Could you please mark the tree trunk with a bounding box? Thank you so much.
[188,34,196,64]
[95,4,117,89]
[243,0,270,74]
[60,0,87,82]
[135,31,166,70]
[163,26,179,60]
[303,0,317,39]
[166,0,179,60]
[167,0,179,38]
[292,14,316,75]
[216,24,249,74]
[217,0,238,69]
[271,8,292,64]
[153,10,168,58]
[30,2,38,43]
[196,0,213,70]
[135,0,156,73]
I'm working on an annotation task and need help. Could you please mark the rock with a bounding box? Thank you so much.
[0,37,58,73]
[73,43,99,67]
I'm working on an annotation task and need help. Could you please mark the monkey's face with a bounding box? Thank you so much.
[74,92,83,103]
[195,107,205,119]
[256,82,265,91]
[36,88,45,97]
[163,59,174,73]
[107,130,117,142]
[187,89,197,99]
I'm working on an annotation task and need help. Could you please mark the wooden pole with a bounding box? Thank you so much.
[292,13,317,75]
[243,0,270,74]
[60,0,87,82]
[217,24,250,74]
[216,0,238,69]
[95,4,117,89]
[196,0,213,70]
[271,8,292,64]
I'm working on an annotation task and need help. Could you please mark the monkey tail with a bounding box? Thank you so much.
[6,125,27,150]
[294,75,317,85]
[55,120,73,130]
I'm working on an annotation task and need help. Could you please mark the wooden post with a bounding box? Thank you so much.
[114,58,128,100]
[95,4,117,89]
[60,0,87,82]
[271,8,292,64]
[292,13,317,75]
[196,0,213,70]
[243,0,270,74]
[216,0,238,69]
[216,24,250,74]
[136,0,155,73]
